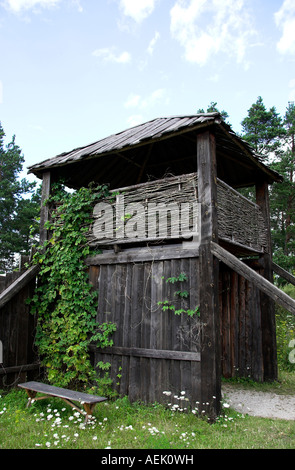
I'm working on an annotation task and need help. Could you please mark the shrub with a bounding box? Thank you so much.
[275,284,295,372]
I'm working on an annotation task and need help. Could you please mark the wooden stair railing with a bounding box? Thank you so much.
[211,242,295,316]
[0,264,39,309]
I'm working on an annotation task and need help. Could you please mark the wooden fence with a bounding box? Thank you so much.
[0,260,41,387]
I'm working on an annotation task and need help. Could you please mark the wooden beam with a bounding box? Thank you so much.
[86,245,199,266]
[90,346,200,362]
[40,171,51,245]
[0,362,41,376]
[136,143,153,183]
[211,242,295,315]
[197,131,221,419]
[272,262,295,287]
[0,265,39,309]
[115,151,142,169]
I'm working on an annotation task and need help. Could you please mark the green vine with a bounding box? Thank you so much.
[158,273,200,317]
[28,182,116,390]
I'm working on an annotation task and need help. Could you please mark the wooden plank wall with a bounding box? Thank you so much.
[89,255,202,408]
[219,264,264,382]
[0,270,40,387]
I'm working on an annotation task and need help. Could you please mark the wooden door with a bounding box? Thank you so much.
[90,250,201,407]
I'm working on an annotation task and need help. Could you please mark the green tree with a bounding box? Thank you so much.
[197,101,230,124]
[0,122,40,272]
[241,96,284,163]
[270,102,295,274]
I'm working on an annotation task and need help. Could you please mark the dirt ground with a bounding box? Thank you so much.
[222,385,295,420]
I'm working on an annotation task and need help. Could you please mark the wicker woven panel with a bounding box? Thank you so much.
[85,173,267,252]
[217,180,267,252]
[89,173,199,245]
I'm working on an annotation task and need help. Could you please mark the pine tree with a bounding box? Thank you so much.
[241,96,284,163]
[270,102,295,273]
[0,122,40,273]
[239,97,295,274]
[197,101,230,124]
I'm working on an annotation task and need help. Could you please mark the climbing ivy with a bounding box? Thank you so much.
[158,273,200,317]
[29,182,116,390]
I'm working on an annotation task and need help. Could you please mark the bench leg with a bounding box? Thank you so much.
[24,390,52,407]
[24,389,37,408]
[61,398,94,423]
[83,403,97,423]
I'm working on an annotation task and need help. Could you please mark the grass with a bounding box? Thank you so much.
[222,369,295,395]
[1,373,295,450]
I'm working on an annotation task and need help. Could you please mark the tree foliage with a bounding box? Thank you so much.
[0,122,40,272]
[269,102,295,273]
[241,96,284,162]
[240,98,295,274]
[197,101,230,124]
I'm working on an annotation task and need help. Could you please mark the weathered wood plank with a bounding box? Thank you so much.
[129,263,144,402]
[92,346,201,362]
[118,263,131,397]
[0,265,39,309]
[231,271,239,377]
[251,279,263,381]
[256,180,277,381]
[140,262,152,403]
[197,130,221,419]
[211,242,295,315]
[85,245,199,266]
[0,363,41,376]
[40,171,51,244]
[272,262,295,286]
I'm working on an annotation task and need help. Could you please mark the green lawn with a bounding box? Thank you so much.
[1,373,295,450]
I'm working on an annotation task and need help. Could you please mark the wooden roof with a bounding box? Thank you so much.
[28,113,282,189]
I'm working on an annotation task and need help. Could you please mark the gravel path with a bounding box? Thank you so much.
[222,385,295,420]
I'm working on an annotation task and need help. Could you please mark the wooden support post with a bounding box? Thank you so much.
[39,171,51,245]
[256,181,278,381]
[197,131,221,420]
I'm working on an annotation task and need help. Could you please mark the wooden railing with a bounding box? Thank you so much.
[217,179,267,253]
[87,173,268,254]
[211,242,295,315]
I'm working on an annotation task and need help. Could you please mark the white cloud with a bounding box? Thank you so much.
[71,0,82,13]
[147,31,160,55]
[275,0,295,55]
[124,93,141,108]
[124,89,167,110]
[127,115,144,127]
[170,0,255,66]
[3,0,60,12]
[92,47,131,64]
[119,0,157,23]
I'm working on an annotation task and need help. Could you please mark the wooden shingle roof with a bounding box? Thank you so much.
[28,113,282,189]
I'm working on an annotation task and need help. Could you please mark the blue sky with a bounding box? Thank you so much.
[0,0,294,184]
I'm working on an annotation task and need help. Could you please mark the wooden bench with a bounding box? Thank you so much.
[18,381,107,423]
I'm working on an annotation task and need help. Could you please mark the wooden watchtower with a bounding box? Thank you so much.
[28,113,295,419]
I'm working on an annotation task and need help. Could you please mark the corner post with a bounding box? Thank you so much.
[39,171,51,245]
[256,181,278,381]
[197,131,221,420]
